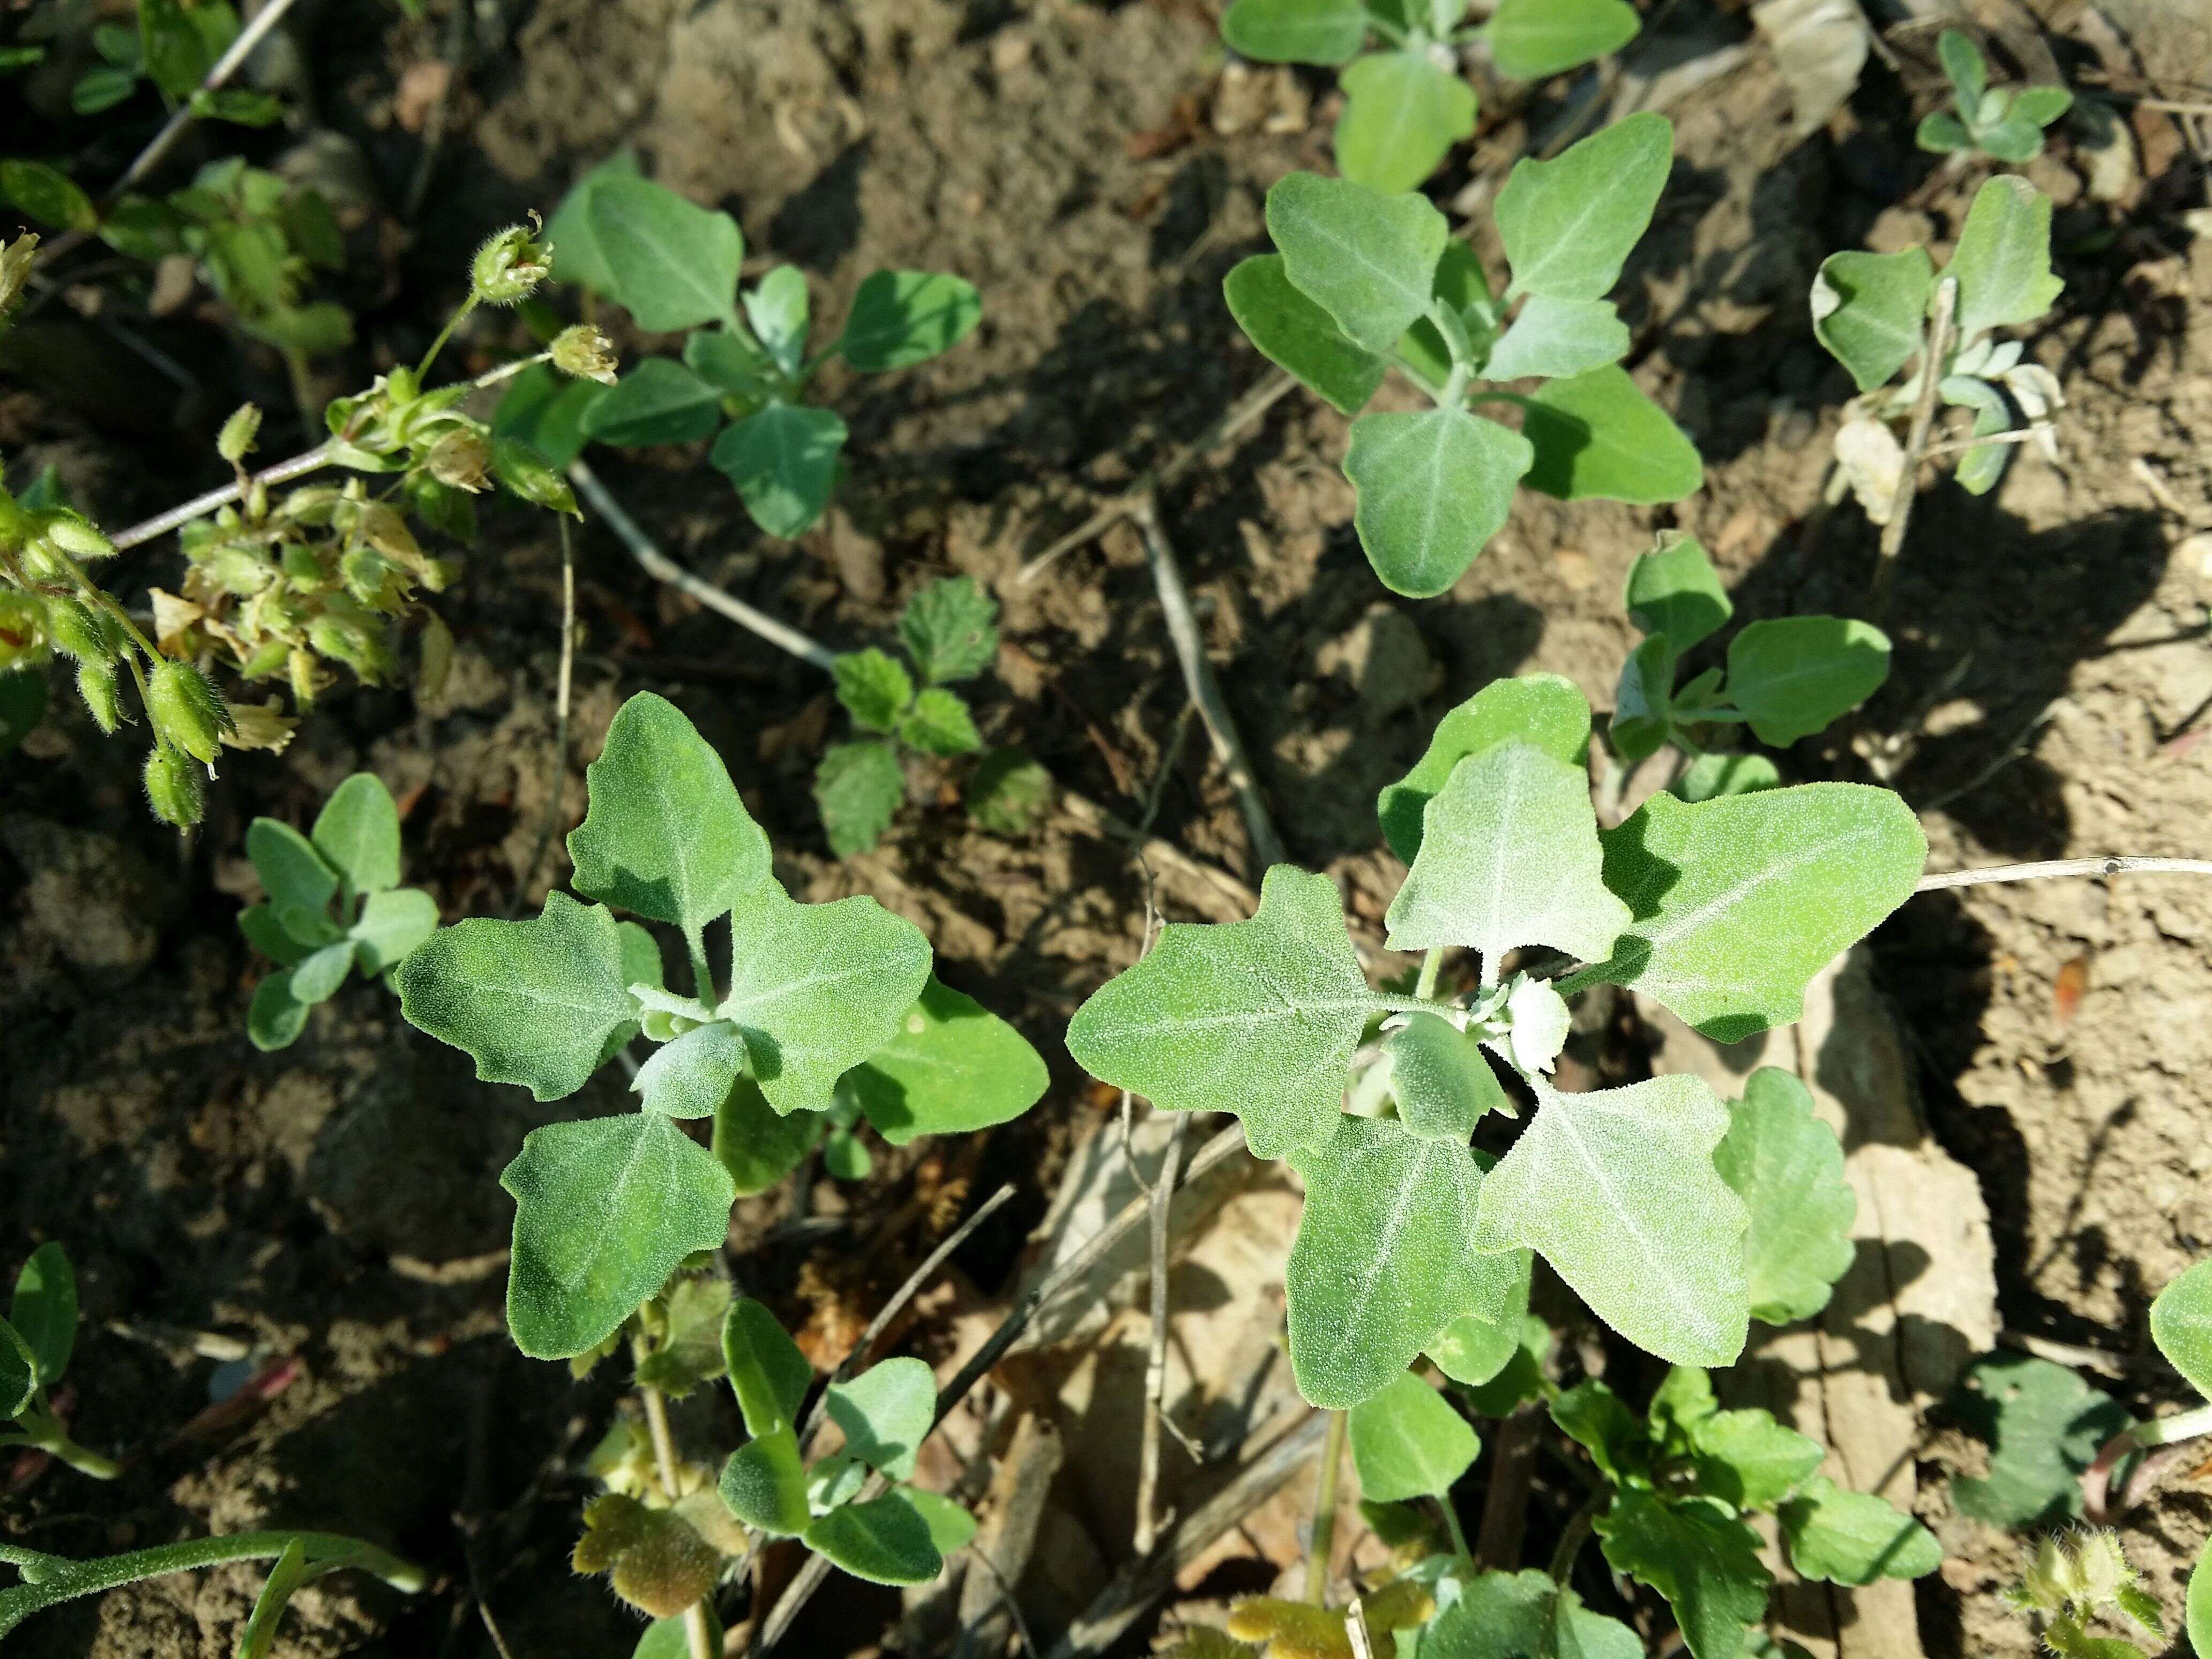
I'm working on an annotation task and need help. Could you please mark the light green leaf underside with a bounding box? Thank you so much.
[1387,1011,1507,1140]
[823,1357,935,1481]
[1811,248,1934,394]
[1481,294,1629,382]
[633,1020,748,1119]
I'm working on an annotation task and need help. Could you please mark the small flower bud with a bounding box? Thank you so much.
[77,657,122,733]
[0,233,35,331]
[44,596,109,663]
[490,439,578,517]
[146,659,235,766]
[144,743,205,830]
[551,325,618,385]
[427,428,493,493]
[217,402,263,466]
[40,512,115,561]
[470,221,552,307]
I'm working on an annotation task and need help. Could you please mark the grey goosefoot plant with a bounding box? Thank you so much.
[390,690,1048,1649]
[1917,29,2074,167]
[492,154,981,543]
[1227,112,1703,599]
[0,1240,425,1652]
[1219,0,1641,193]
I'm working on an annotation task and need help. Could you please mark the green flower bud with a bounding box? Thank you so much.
[146,659,235,766]
[550,325,618,385]
[144,743,205,830]
[40,512,115,562]
[427,427,492,492]
[44,596,108,663]
[218,402,263,465]
[77,657,122,733]
[0,233,34,331]
[490,438,578,517]
[470,222,552,307]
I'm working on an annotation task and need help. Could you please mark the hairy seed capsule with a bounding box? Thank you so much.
[550,325,619,385]
[218,403,263,466]
[146,659,234,765]
[470,222,553,307]
[144,743,205,829]
[76,657,122,732]
[43,596,107,662]
[41,512,115,561]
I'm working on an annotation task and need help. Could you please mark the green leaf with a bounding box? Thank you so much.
[717,880,934,1117]
[967,747,1055,838]
[139,0,223,96]
[581,358,724,447]
[713,1079,823,1196]
[1521,365,1704,503]
[1649,1365,1720,1442]
[10,1243,75,1389]
[1495,113,1671,301]
[834,649,915,734]
[0,1319,35,1419]
[1571,784,1927,1043]
[1481,294,1629,382]
[1725,617,1890,746]
[744,266,810,378]
[311,774,401,896]
[1066,865,1381,1160]
[500,1112,734,1359]
[634,1275,734,1399]
[1267,172,1447,354]
[0,670,43,757]
[1597,1493,1771,1659]
[1385,740,1630,969]
[719,1426,811,1535]
[899,688,982,757]
[1473,1073,1749,1367]
[2152,1258,2212,1398]
[352,888,439,976]
[2188,1548,2212,1659]
[397,891,638,1101]
[1377,674,1590,863]
[1939,372,2013,496]
[803,1492,943,1586]
[900,576,999,684]
[73,65,139,115]
[1221,0,1369,64]
[633,1021,747,1119]
[1402,240,1503,385]
[824,1356,935,1479]
[587,175,743,333]
[1224,254,1390,418]
[1777,1476,1940,1584]
[1285,1115,1516,1408]
[1676,753,1781,802]
[1916,111,1971,154]
[903,1489,978,1558]
[816,740,906,857]
[1425,1247,1534,1387]
[1335,50,1477,196]
[1947,1353,2128,1527]
[722,1297,812,1437]
[1944,175,2063,343]
[288,939,355,1004]
[684,328,778,399]
[1626,532,1731,651]
[247,974,310,1050]
[249,818,340,917]
[841,976,1050,1146]
[1687,1408,1824,1509]
[712,403,847,539]
[837,271,981,372]
[1552,1379,1641,1483]
[547,151,642,296]
[1387,1011,1508,1139]
[1486,0,1639,78]
[1344,407,1533,597]
[240,904,310,969]
[494,362,608,470]
[1459,1313,1551,1416]
[1715,1068,1855,1325]
[569,691,771,935]
[1810,249,1935,394]
[824,1127,872,1180]
[1348,1372,1479,1500]
[1937,28,1985,111]
[1610,636,1676,766]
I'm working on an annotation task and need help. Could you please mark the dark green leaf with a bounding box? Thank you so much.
[1675,752,1782,803]
[547,150,642,297]
[10,1243,75,1388]
[900,576,999,684]
[719,1426,810,1535]
[966,747,1054,837]
[0,671,45,757]
[816,741,905,857]
[899,689,982,757]
[1947,1352,2128,1527]
[1224,254,1389,417]
[0,1319,35,1419]
[1425,1251,1533,1387]
[587,175,743,333]
[1686,1407,1824,1509]
[842,976,1050,1146]
[722,1296,812,1437]
[581,358,724,448]
[803,1492,943,1586]
[493,363,607,470]
[1596,1492,1772,1659]
[1552,1379,1640,1483]
[247,974,310,1051]
[837,271,982,372]
[1625,532,1731,651]
[1521,365,1703,503]
[712,1078,823,1197]
[72,66,138,115]
[249,818,339,917]
[1778,1476,1941,1583]
[834,649,914,733]
[712,403,847,539]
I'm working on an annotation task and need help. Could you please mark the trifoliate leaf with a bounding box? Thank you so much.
[1066,865,1381,1160]
[1224,253,1390,417]
[586,175,743,333]
[1496,113,1672,302]
[1596,1493,1772,1659]
[1221,0,1369,63]
[635,1275,733,1397]
[9,1243,74,1389]
[836,271,981,372]
[1810,248,1935,393]
[1348,1372,1479,1500]
[1947,1353,2129,1527]
[312,773,402,896]
[1385,740,1630,972]
[500,1112,735,1359]
[840,976,1050,1146]
[1570,784,1926,1043]
[2152,1259,2212,1399]
[803,1491,944,1586]
[1388,1011,1508,1139]
[1378,674,1591,863]
[1344,407,1534,598]
[1487,0,1639,78]
[816,739,906,857]
[397,891,639,1101]
[1335,50,1477,196]
[900,688,983,757]
[717,880,933,1117]
[1687,1409,1824,1510]
[1473,1074,1749,1367]
[1267,172,1448,354]
[1552,1380,1641,1484]
[722,1297,812,1438]
[1778,1476,1941,1585]
[899,576,999,685]
[1715,1067,1855,1325]
[824,1356,936,1480]
[1481,295,1630,382]
[1426,1249,1533,1387]
[633,1020,748,1119]
[1521,365,1703,503]
[1625,532,1731,651]
[834,649,915,734]
[1727,618,1890,747]
[713,404,849,540]
[1944,175,2064,343]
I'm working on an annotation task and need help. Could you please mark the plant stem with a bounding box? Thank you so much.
[2082,1401,2212,1522]
[1304,1408,1349,1605]
[1873,275,1958,611]
[1439,1496,1473,1564]
[686,929,715,1004]
[418,295,480,380]
[12,1401,121,1481]
[1915,856,2212,893]
[632,1343,716,1659]
[1547,1491,1603,1586]
[1133,1110,1188,1558]
[1414,946,1446,1002]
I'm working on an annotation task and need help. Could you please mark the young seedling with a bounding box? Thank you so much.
[505,155,981,542]
[818,575,1000,856]
[1917,30,2074,166]
[1220,0,1640,193]
[1812,175,2065,524]
[29,0,284,124]
[1606,532,1891,801]
[236,772,438,1050]
[2003,1530,2165,1658]
[1225,115,1702,598]
[0,1242,118,1479]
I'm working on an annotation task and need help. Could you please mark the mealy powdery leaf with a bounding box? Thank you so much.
[1944,176,2062,343]
[803,1492,944,1586]
[713,404,848,540]
[1334,50,1477,196]
[1574,784,1922,1042]
[1344,406,1534,597]
[586,175,743,333]
[1221,0,1370,64]
[824,1356,936,1480]
[836,271,981,372]
[1425,1246,1534,1386]
[1810,248,1935,393]
[1065,865,1381,1160]
[1267,172,1448,354]
[1625,532,1732,651]
[249,817,340,917]
[744,265,810,378]
[1386,740,1630,970]
[580,357,724,447]
[1727,617,1891,746]
[633,1020,748,1119]
[1597,1493,1772,1659]
[1224,254,1391,417]
[840,976,1050,1146]
[713,1079,823,1196]
[1686,1408,1824,1510]
[2153,1259,2212,1400]
[834,649,915,734]
[1715,1067,1855,1325]
[1378,674,1590,863]
[718,1427,810,1535]
[352,888,439,977]
[1486,0,1640,78]
[1474,1074,1749,1366]
[397,891,638,1101]
[1480,294,1630,382]
[1947,1353,2128,1527]
[816,740,906,857]
[1521,364,1703,503]
[569,691,771,935]
[722,1296,813,1438]
[500,1112,735,1359]
[1778,1476,1941,1584]
[1387,1011,1508,1139]
[311,773,401,896]
[717,881,933,1116]
[1285,1115,1515,1408]
[9,1242,74,1388]
[1347,1371,1479,1501]
[899,576,999,685]
[1496,113,1672,301]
